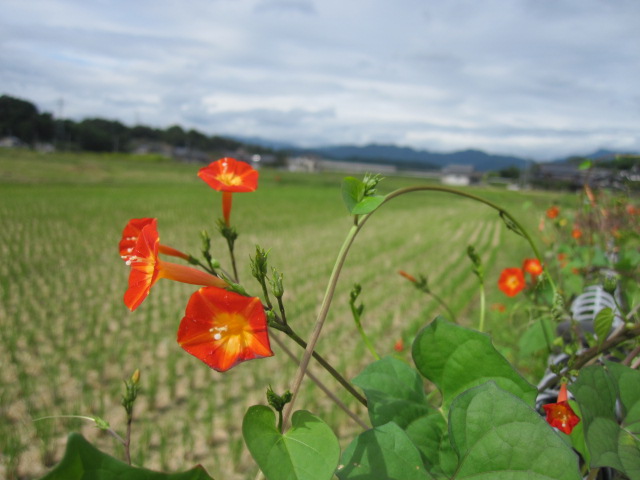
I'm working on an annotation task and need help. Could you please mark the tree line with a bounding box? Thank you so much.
[0,94,273,156]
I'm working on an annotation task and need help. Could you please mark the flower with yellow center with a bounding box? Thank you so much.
[177,286,273,372]
[198,157,259,226]
[498,267,526,297]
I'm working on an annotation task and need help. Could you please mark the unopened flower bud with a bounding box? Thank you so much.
[398,270,417,283]
[251,246,269,281]
[270,268,284,298]
[603,276,618,295]
[266,386,293,412]
[362,173,383,197]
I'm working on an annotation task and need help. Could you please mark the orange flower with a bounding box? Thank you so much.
[522,258,543,277]
[557,253,568,268]
[119,218,189,263]
[491,303,506,313]
[393,339,404,352]
[543,383,580,435]
[571,227,582,239]
[398,270,417,283]
[198,157,258,226]
[498,267,526,297]
[177,286,273,372]
[546,206,560,219]
[124,223,227,311]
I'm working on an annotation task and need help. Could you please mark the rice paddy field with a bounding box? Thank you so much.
[0,149,568,479]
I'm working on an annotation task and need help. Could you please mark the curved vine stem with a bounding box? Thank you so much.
[282,184,553,429]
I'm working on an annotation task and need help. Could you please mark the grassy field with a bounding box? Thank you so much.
[0,150,569,479]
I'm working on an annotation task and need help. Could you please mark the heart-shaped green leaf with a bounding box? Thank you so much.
[412,317,537,409]
[352,356,432,429]
[449,382,581,479]
[40,433,213,480]
[341,177,384,215]
[336,422,435,480]
[405,413,457,477]
[571,362,640,477]
[342,177,365,213]
[594,307,614,345]
[351,195,385,215]
[242,406,340,480]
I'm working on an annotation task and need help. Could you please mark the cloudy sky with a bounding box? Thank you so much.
[2,0,639,160]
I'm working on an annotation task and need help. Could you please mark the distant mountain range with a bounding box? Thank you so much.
[306,144,530,172]
[232,137,637,172]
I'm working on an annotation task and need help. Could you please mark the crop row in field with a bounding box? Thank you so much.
[0,151,564,479]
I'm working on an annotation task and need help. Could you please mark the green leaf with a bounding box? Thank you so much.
[341,176,385,215]
[579,160,593,170]
[352,356,432,429]
[40,433,214,480]
[412,317,537,409]
[572,363,640,478]
[351,195,385,215]
[352,357,456,476]
[242,406,340,480]
[341,177,365,213]
[449,383,581,479]
[593,307,614,345]
[405,413,457,478]
[336,422,435,480]
[518,317,554,356]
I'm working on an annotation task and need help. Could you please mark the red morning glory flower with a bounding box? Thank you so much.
[124,222,227,311]
[498,267,526,297]
[177,286,273,372]
[546,206,560,219]
[119,218,190,263]
[198,157,259,226]
[543,382,580,435]
[522,258,543,277]
[572,227,583,239]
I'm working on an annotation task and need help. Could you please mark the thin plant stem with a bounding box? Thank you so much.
[276,296,288,326]
[429,291,457,323]
[282,224,360,428]
[281,324,367,407]
[33,415,126,446]
[282,184,555,428]
[124,413,133,465]
[226,238,239,282]
[623,345,640,367]
[354,318,380,361]
[272,334,369,429]
[478,281,486,333]
[539,323,640,390]
[258,277,274,311]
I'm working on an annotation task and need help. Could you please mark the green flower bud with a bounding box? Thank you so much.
[251,246,269,281]
[603,276,618,295]
[270,268,284,298]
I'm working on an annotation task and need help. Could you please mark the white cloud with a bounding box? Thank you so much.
[1,0,639,160]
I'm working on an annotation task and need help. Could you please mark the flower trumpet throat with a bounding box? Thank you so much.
[120,218,190,262]
[198,157,258,226]
[124,223,226,311]
[177,286,273,372]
